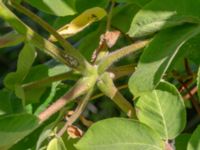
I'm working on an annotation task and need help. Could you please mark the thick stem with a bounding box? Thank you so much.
[38,78,92,123]
[90,84,128,101]
[97,73,136,118]
[108,64,136,79]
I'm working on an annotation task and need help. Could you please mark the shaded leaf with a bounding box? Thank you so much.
[0,90,23,116]
[25,0,76,16]
[112,3,140,33]
[180,34,200,65]
[76,118,163,150]
[0,32,24,48]
[187,126,200,150]
[78,22,106,60]
[129,24,200,96]
[75,0,108,13]
[0,113,39,150]
[4,43,36,90]
[175,134,191,150]
[135,81,186,140]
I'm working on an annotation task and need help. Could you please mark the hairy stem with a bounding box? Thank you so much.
[108,64,136,79]
[90,84,128,101]
[38,77,95,123]
[98,39,150,73]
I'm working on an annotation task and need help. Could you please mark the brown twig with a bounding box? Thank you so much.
[178,80,200,115]
[183,86,198,100]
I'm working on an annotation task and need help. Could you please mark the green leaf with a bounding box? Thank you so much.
[112,3,140,33]
[22,63,70,104]
[0,113,39,150]
[49,7,107,41]
[47,137,67,150]
[78,22,106,60]
[129,24,200,96]
[75,118,163,150]
[0,90,23,116]
[175,134,191,150]
[135,81,186,140]
[4,43,36,90]
[75,0,108,13]
[116,0,151,6]
[187,126,200,150]
[25,0,76,16]
[0,32,24,48]
[181,34,200,65]
[128,0,200,38]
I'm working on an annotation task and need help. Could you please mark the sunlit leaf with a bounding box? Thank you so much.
[76,118,164,150]
[128,0,200,38]
[135,81,186,140]
[49,7,107,41]
[129,24,200,96]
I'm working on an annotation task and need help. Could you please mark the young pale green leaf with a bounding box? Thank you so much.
[47,137,67,150]
[187,126,200,150]
[135,81,186,140]
[25,0,76,16]
[75,118,164,150]
[49,7,107,41]
[129,24,200,96]
[0,113,39,150]
[175,134,191,150]
[4,43,36,90]
[0,32,24,48]
[128,0,200,38]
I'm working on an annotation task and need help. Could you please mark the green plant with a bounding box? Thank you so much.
[0,0,200,149]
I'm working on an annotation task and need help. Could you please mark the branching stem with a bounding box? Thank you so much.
[6,0,92,74]
[98,39,150,73]
[97,73,136,118]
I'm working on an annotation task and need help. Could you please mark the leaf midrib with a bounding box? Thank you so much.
[154,91,168,139]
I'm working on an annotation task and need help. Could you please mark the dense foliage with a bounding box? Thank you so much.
[0,0,200,149]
